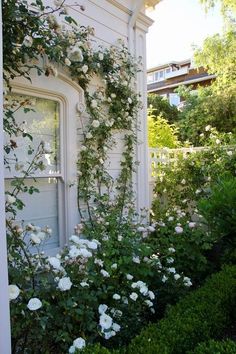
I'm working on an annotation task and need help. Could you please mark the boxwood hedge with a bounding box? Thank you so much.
[126,266,236,354]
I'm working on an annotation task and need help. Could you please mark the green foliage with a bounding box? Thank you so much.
[148,94,179,124]
[189,339,236,354]
[151,140,236,283]
[148,109,180,148]
[152,138,236,219]
[126,266,236,354]
[81,344,111,353]
[177,22,236,145]
[194,29,236,92]
[198,175,236,264]
[147,214,213,286]
[199,0,236,14]
[177,86,236,145]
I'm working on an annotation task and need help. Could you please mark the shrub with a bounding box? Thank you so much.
[126,266,236,354]
[147,212,213,286]
[198,175,236,265]
[152,136,236,220]
[148,110,180,148]
[189,339,236,354]
[81,343,111,353]
[148,94,179,124]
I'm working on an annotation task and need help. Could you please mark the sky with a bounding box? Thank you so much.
[146,0,224,69]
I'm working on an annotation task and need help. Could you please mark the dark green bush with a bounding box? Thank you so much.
[189,339,236,354]
[126,266,236,354]
[81,343,111,353]
[198,176,236,265]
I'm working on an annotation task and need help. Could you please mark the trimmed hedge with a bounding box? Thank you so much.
[126,266,236,354]
[189,339,236,353]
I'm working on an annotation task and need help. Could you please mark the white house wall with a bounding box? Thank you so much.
[62,0,152,211]
[10,0,152,227]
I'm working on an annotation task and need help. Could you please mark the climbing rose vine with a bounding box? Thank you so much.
[3,1,192,352]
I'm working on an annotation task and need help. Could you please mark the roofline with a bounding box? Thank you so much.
[147,74,216,93]
[147,59,191,73]
[145,0,162,9]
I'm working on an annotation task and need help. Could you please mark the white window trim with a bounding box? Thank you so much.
[6,73,85,254]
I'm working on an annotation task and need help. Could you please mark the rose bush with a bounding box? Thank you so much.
[3,1,193,353]
[150,128,236,285]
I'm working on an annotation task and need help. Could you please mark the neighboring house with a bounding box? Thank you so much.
[0,1,159,350]
[147,58,215,107]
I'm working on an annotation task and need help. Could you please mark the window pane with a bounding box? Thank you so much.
[154,72,159,81]
[147,74,154,83]
[5,94,60,176]
[5,178,60,250]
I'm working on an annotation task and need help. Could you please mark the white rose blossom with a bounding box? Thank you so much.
[112,322,121,332]
[27,298,42,311]
[98,52,104,60]
[65,58,71,66]
[162,275,168,283]
[126,274,133,280]
[91,120,100,128]
[86,132,93,139]
[69,246,80,258]
[6,195,16,204]
[91,99,98,108]
[48,257,61,270]
[129,292,138,301]
[87,241,98,250]
[68,45,83,62]
[174,274,181,280]
[175,226,183,234]
[58,277,72,291]
[137,226,146,232]
[104,331,116,340]
[139,285,149,296]
[132,256,140,264]
[80,281,89,287]
[82,64,88,73]
[148,291,155,300]
[73,337,86,350]
[22,35,33,47]
[100,269,110,277]
[168,267,176,273]
[30,233,41,245]
[99,313,113,329]
[112,294,121,300]
[145,300,153,307]
[9,285,20,300]
[98,304,108,314]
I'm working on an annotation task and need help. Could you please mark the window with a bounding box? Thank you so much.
[4,75,83,253]
[5,93,64,250]
[154,71,159,82]
[169,93,180,107]
[159,70,164,79]
[147,73,154,83]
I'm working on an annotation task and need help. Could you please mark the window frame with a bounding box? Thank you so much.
[4,74,84,254]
